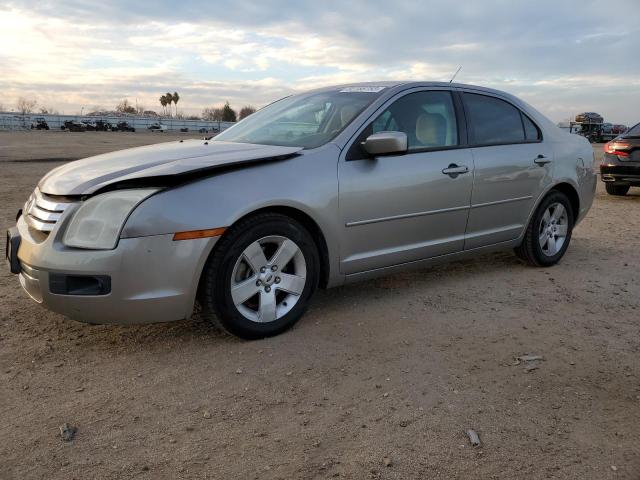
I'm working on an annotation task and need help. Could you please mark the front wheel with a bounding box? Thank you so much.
[515,191,574,267]
[605,183,630,196]
[198,213,320,339]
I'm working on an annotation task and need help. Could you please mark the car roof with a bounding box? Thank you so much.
[308,80,514,98]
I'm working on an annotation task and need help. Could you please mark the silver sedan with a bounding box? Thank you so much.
[6,82,596,338]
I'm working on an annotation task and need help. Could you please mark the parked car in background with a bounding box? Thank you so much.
[94,120,113,131]
[61,120,86,132]
[31,117,49,130]
[148,123,167,132]
[575,112,603,124]
[199,127,219,134]
[114,121,135,132]
[6,82,596,339]
[612,124,628,135]
[82,121,97,131]
[601,122,640,196]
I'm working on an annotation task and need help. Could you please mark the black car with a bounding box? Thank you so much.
[31,117,49,130]
[114,121,135,132]
[601,122,640,196]
[61,120,86,132]
[94,120,113,131]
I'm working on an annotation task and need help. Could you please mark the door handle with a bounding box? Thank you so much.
[534,154,551,165]
[442,164,469,178]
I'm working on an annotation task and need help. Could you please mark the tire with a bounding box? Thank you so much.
[605,183,630,196]
[515,191,574,267]
[198,213,320,339]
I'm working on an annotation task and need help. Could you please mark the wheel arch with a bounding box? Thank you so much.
[205,205,331,290]
[518,180,581,247]
[550,182,580,224]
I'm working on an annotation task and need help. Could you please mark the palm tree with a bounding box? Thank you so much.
[165,92,173,117]
[172,92,180,117]
[159,95,167,116]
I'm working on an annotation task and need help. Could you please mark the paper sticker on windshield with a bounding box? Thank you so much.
[340,86,386,93]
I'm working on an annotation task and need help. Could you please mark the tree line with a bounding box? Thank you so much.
[7,94,257,122]
[202,102,256,122]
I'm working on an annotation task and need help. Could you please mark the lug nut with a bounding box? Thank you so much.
[265,286,271,293]
[256,280,262,286]
[275,277,281,284]
[271,265,278,271]
[260,266,266,273]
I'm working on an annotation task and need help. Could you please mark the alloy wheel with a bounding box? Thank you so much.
[538,202,569,256]
[230,235,307,323]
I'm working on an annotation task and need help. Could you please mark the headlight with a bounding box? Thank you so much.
[63,189,157,249]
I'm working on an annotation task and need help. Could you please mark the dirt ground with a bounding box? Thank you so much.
[1,132,639,479]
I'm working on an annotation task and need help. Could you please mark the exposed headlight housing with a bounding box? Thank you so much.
[63,189,157,250]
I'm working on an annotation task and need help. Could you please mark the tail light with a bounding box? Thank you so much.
[604,141,630,157]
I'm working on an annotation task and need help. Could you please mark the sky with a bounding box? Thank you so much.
[0,0,638,124]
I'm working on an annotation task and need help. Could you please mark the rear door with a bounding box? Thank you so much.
[338,88,474,274]
[461,91,553,249]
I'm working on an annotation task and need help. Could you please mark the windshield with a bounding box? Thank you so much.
[214,87,386,149]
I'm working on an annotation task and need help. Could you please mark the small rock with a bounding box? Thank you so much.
[465,429,481,447]
[235,368,243,374]
[141,465,149,472]
[59,423,77,442]
[285,371,292,376]
[514,354,544,365]
[53,361,64,368]
[203,411,211,419]
[75,387,84,392]
[383,457,392,467]
[383,392,389,398]
[611,465,617,472]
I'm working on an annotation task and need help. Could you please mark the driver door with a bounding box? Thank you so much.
[338,89,474,275]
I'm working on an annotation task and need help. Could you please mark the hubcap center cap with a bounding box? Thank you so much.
[259,269,276,286]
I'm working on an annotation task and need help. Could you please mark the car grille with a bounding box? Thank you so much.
[24,188,76,233]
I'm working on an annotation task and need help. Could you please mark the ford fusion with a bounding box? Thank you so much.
[6,82,596,338]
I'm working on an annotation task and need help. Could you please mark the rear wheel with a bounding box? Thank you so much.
[515,191,574,267]
[605,183,630,196]
[199,213,319,339]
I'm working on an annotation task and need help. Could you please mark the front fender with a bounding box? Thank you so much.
[120,144,345,286]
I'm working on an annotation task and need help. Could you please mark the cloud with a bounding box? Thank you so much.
[0,0,639,123]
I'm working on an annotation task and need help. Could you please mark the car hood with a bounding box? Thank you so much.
[38,140,303,195]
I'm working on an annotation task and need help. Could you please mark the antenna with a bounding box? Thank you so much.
[449,66,462,83]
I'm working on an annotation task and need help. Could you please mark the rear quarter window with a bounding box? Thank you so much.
[523,114,541,141]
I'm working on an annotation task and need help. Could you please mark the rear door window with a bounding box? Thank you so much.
[464,93,530,145]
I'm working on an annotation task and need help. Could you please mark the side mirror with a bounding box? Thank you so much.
[362,131,407,156]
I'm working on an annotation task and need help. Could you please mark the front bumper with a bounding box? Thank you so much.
[11,215,216,324]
